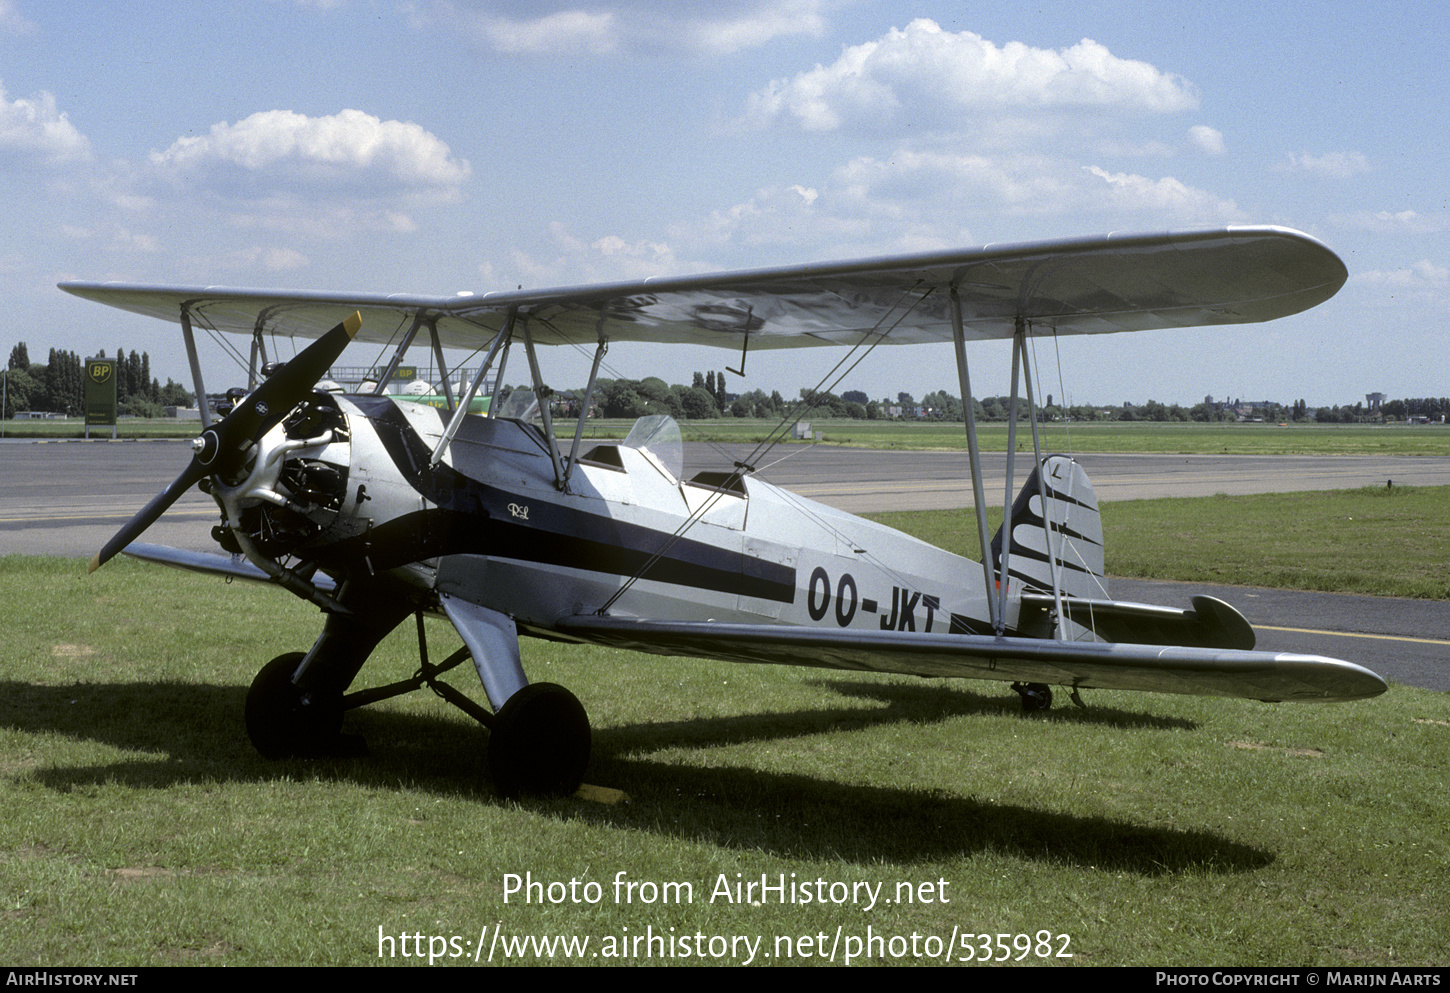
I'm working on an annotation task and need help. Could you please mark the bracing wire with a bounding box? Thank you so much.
[594,283,936,615]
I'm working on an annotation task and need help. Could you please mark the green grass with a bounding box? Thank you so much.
[1,418,200,440]
[3,481,1449,967]
[1104,485,1450,599]
[10,415,1450,455]
[614,418,1450,456]
[867,484,1450,600]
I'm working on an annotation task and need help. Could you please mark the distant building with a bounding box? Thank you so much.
[1230,399,1276,420]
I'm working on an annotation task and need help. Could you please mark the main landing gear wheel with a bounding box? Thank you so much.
[245,652,347,759]
[1011,682,1053,714]
[487,682,591,798]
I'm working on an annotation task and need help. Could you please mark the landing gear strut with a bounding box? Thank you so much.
[1011,681,1053,713]
[244,620,592,798]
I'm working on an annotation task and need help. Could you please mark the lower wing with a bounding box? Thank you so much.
[550,616,1387,704]
[120,544,1386,704]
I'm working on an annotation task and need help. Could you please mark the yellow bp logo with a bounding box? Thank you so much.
[89,362,113,384]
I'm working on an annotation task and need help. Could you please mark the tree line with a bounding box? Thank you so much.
[583,371,787,421]
[4,342,193,419]
[1374,397,1450,420]
[570,375,1448,426]
[6,342,1438,427]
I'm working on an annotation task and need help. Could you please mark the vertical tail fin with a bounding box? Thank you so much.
[990,455,1108,600]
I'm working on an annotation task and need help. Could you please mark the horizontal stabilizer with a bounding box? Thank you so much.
[1019,593,1256,651]
[551,616,1387,704]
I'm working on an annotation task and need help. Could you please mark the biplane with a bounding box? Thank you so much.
[61,225,1387,796]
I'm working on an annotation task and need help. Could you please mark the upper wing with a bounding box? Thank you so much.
[550,616,1387,704]
[59,226,1345,352]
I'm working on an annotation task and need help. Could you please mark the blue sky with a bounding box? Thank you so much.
[3,1,1445,407]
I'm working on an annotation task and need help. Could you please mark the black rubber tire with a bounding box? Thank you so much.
[245,652,345,759]
[1012,681,1053,713]
[487,682,591,798]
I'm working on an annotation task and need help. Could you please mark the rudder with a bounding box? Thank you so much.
[990,455,1107,600]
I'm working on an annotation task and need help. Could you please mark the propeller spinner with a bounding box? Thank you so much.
[89,311,362,573]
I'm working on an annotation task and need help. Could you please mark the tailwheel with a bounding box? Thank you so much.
[1011,681,1053,714]
[487,682,591,798]
[245,652,350,759]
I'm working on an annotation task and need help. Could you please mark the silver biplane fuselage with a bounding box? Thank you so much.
[252,394,991,641]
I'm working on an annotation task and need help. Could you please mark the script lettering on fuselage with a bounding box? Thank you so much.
[805,566,939,632]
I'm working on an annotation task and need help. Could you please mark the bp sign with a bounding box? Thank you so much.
[85,357,117,427]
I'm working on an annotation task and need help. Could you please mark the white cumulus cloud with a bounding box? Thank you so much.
[1356,260,1449,288]
[1276,150,1370,178]
[0,81,92,164]
[0,0,36,35]
[1333,209,1450,234]
[832,151,1075,215]
[1188,125,1225,155]
[470,9,618,55]
[590,234,684,278]
[1085,166,1244,221]
[697,182,851,250]
[748,19,1198,132]
[827,153,1239,224]
[677,152,1249,264]
[228,245,311,272]
[1353,260,1450,313]
[428,1,827,56]
[149,109,471,188]
[482,222,700,287]
[686,0,828,54]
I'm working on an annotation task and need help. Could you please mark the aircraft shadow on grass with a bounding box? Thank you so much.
[0,678,1269,875]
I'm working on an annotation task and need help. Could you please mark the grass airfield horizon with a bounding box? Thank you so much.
[8,415,1450,457]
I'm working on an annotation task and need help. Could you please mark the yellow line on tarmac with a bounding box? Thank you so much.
[1258,625,1450,647]
[0,509,215,523]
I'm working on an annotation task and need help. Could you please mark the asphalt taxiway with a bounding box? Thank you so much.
[3,438,1446,690]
